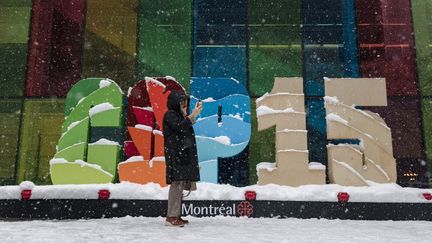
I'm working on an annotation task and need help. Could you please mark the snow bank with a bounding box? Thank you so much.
[19,181,35,190]
[256,92,303,103]
[49,159,113,177]
[145,77,166,89]
[89,138,120,146]
[133,106,154,112]
[165,76,176,81]
[89,103,115,117]
[152,130,163,136]
[256,162,276,173]
[212,136,231,145]
[0,182,432,203]
[308,162,326,171]
[149,156,165,167]
[228,114,243,121]
[99,78,124,94]
[202,97,215,102]
[195,135,240,146]
[323,96,339,105]
[326,113,348,125]
[2,215,432,242]
[135,124,153,131]
[49,158,68,165]
[277,129,307,133]
[278,149,308,153]
[99,79,112,89]
[127,86,133,97]
[256,106,298,116]
[119,156,145,165]
[67,120,81,131]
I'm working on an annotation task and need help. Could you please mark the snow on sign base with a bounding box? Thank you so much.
[1,182,432,203]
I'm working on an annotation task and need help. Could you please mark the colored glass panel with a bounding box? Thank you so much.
[412,0,432,185]
[0,0,31,98]
[17,99,64,184]
[356,0,426,186]
[193,0,249,185]
[26,0,85,97]
[368,97,426,187]
[303,0,360,96]
[0,100,22,185]
[196,0,246,45]
[368,98,423,159]
[422,98,432,184]
[397,158,430,188]
[193,0,247,86]
[137,1,192,89]
[412,0,432,96]
[356,0,418,96]
[248,99,275,184]
[82,0,137,90]
[193,47,247,85]
[248,0,303,97]
[302,0,360,165]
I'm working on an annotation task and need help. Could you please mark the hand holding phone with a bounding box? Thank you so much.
[192,100,203,117]
[196,100,203,109]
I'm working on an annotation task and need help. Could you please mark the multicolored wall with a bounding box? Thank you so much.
[0,0,431,187]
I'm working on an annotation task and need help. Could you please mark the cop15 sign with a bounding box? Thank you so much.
[50,76,396,187]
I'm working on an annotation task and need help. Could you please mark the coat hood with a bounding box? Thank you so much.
[167,90,187,114]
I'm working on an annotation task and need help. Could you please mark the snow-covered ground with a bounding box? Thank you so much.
[0,216,430,243]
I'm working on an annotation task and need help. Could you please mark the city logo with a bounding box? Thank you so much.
[182,201,254,217]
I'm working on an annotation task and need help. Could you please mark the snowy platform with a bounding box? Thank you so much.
[1,182,432,221]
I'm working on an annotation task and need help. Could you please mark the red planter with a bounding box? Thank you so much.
[337,192,350,203]
[98,189,110,200]
[245,191,256,201]
[21,190,32,200]
[423,193,432,201]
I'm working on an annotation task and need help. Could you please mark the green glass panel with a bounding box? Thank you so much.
[0,0,31,98]
[0,99,22,185]
[64,78,102,116]
[81,0,138,90]
[422,98,432,173]
[249,47,302,96]
[87,144,120,176]
[248,0,303,97]
[248,99,275,184]
[54,142,87,162]
[90,108,122,127]
[413,1,432,185]
[412,0,432,96]
[50,163,113,185]
[62,85,123,133]
[58,118,89,151]
[137,0,192,90]
[17,99,65,185]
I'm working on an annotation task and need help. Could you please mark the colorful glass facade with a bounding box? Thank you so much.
[0,0,431,187]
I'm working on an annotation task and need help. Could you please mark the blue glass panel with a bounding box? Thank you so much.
[190,77,248,99]
[302,0,359,168]
[196,0,246,45]
[193,47,247,86]
[306,99,327,164]
[192,0,249,185]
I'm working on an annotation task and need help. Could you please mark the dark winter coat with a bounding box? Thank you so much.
[163,91,200,184]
